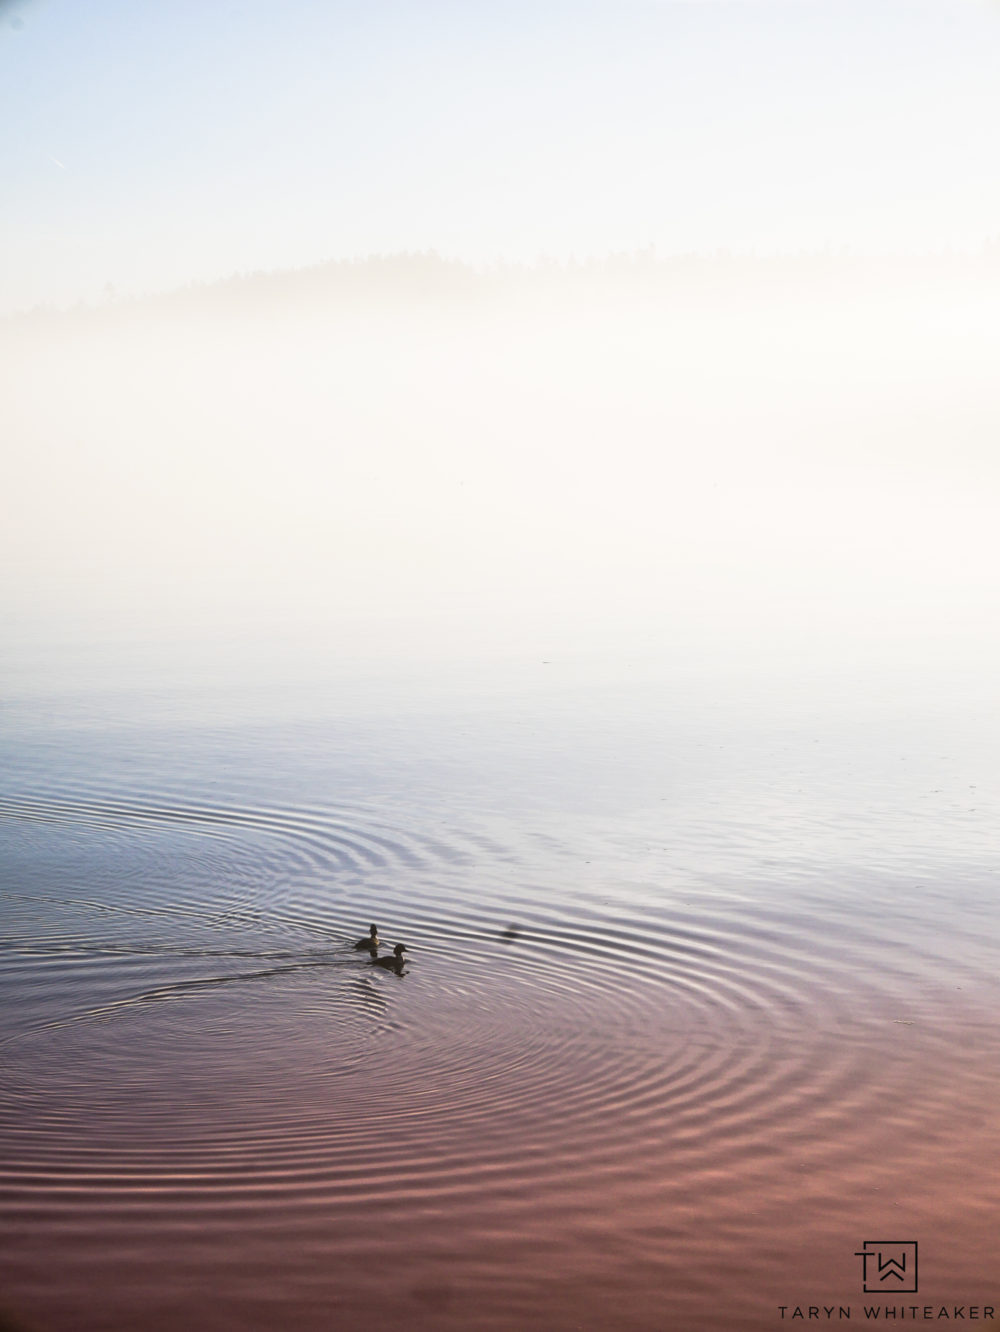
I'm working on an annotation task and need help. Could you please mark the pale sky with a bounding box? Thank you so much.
[2,0,1000,311]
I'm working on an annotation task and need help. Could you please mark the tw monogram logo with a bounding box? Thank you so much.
[855,1240,918,1294]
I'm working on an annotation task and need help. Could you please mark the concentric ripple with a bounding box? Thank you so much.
[2,785,999,1330]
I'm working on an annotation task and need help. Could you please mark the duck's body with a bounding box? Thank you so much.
[372,943,408,972]
[353,924,379,951]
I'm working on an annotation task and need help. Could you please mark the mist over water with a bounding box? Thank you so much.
[5,257,998,684]
[3,261,1000,1330]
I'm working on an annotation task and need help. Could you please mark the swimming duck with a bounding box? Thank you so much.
[353,924,379,951]
[372,943,407,971]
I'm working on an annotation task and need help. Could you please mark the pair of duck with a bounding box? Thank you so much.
[354,924,407,970]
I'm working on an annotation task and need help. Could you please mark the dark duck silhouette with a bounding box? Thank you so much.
[354,924,379,951]
[372,943,407,972]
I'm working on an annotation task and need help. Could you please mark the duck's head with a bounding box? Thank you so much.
[393,943,407,958]
[367,924,378,938]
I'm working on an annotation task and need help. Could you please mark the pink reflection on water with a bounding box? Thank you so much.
[3,982,999,1332]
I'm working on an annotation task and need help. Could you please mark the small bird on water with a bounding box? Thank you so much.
[372,943,407,973]
[354,924,379,951]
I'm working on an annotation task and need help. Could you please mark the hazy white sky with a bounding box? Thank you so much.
[3,0,1000,310]
[4,1,999,684]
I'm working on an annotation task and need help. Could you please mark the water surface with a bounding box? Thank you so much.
[3,276,999,1327]
[2,652,998,1331]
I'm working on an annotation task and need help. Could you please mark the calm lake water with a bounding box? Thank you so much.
[2,642,999,1332]
[3,276,999,1328]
